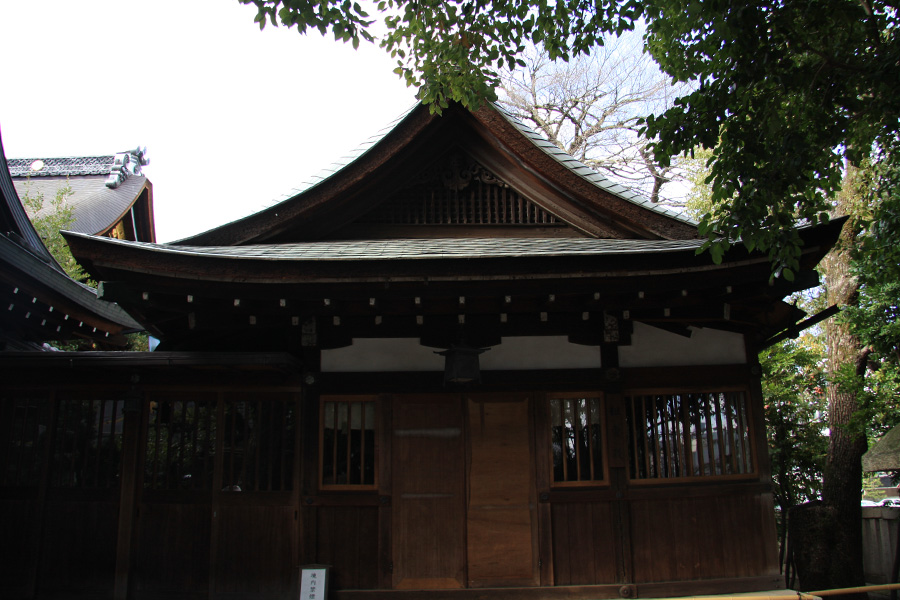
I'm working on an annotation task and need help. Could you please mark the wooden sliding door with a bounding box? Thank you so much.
[465,393,539,587]
[391,395,466,590]
[390,393,538,590]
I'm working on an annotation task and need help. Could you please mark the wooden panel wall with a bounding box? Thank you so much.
[38,496,119,597]
[314,506,380,591]
[0,497,40,599]
[550,500,618,585]
[629,491,778,583]
[134,501,211,600]
[213,503,298,598]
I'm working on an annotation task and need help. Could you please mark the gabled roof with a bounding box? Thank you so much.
[0,135,142,349]
[176,102,698,246]
[10,149,155,241]
[61,101,842,351]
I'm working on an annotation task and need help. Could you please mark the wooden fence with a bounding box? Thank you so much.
[863,506,899,586]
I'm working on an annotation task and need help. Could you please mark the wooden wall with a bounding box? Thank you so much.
[550,500,619,585]
[311,505,380,591]
[0,364,781,599]
[628,489,778,583]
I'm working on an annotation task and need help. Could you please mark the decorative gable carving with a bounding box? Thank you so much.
[357,151,561,227]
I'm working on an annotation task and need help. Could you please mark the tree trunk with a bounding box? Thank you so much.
[793,164,869,595]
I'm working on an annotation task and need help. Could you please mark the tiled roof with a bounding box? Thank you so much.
[76,234,706,262]
[269,102,695,227]
[14,175,149,236]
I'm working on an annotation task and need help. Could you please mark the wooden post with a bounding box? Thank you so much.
[208,392,226,600]
[377,393,393,590]
[114,380,145,600]
[27,392,58,599]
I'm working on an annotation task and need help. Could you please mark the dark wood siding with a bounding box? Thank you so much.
[134,501,211,599]
[38,493,119,597]
[314,506,380,590]
[629,489,778,583]
[550,500,618,585]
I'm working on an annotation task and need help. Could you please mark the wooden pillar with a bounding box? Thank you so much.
[209,392,226,600]
[27,392,58,599]
[299,340,321,569]
[114,380,145,600]
[605,393,632,586]
[377,393,393,589]
[532,392,555,587]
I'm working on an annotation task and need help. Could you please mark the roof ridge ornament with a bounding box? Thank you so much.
[105,147,149,189]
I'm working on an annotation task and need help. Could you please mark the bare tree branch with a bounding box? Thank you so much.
[498,33,691,208]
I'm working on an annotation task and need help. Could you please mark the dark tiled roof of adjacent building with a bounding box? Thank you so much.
[10,148,152,237]
[14,174,149,236]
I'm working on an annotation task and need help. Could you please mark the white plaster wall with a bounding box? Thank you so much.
[321,336,601,372]
[618,322,747,367]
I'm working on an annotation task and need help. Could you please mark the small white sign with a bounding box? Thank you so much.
[299,566,328,600]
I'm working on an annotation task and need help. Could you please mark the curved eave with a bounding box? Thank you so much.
[93,177,155,241]
[0,233,142,342]
[65,219,840,287]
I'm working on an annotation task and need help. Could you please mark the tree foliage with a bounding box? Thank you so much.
[21,182,93,285]
[763,340,828,513]
[845,145,900,360]
[641,0,900,277]
[240,0,641,110]
[761,337,827,570]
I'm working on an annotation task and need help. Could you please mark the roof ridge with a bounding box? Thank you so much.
[9,147,150,189]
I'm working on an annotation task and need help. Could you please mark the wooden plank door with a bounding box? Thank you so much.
[465,393,539,587]
[391,395,466,590]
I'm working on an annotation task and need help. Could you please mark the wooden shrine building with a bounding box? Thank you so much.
[1,102,843,600]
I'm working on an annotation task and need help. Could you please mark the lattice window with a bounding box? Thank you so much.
[145,393,217,491]
[320,396,376,489]
[145,392,297,492]
[49,395,124,489]
[221,393,297,492]
[625,391,754,480]
[359,153,560,226]
[549,394,605,485]
[2,394,124,489]
[1,396,52,487]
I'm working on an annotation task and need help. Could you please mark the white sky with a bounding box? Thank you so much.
[0,1,418,242]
